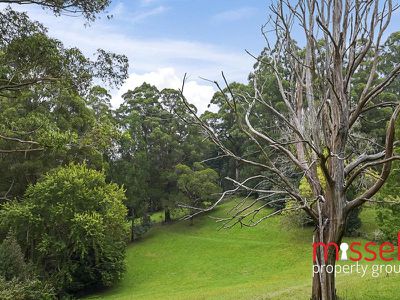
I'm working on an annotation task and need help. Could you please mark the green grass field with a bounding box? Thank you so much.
[86,200,400,300]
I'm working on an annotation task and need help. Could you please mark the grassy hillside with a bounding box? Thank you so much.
[87,200,399,300]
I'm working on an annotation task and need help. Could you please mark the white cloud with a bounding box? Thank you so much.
[110,2,167,23]
[9,4,254,79]
[129,6,167,22]
[213,7,256,22]
[140,0,159,6]
[1,4,254,112]
[114,68,216,114]
[17,8,252,111]
[58,31,253,83]
[182,80,217,114]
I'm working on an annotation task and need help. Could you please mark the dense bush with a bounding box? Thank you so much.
[376,160,400,241]
[0,276,55,300]
[175,163,221,224]
[0,233,55,299]
[281,199,313,228]
[131,214,153,241]
[281,169,324,228]
[377,203,400,241]
[0,233,27,281]
[345,207,362,237]
[0,164,129,295]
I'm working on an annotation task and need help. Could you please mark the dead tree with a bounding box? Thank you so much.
[179,1,400,299]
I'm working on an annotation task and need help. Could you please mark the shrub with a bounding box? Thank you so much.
[345,207,362,237]
[175,163,221,224]
[281,168,324,228]
[0,233,27,281]
[376,201,400,241]
[0,164,129,295]
[0,276,55,300]
[376,160,400,241]
[131,214,152,241]
[0,233,56,299]
[281,199,312,228]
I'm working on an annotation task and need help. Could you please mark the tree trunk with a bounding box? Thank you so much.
[130,208,135,242]
[131,218,135,242]
[311,189,346,300]
[311,230,338,300]
[234,160,240,181]
[189,207,195,225]
[164,208,171,223]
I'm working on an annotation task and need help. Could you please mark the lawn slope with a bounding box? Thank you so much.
[87,200,399,300]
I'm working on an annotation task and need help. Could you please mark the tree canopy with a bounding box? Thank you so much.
[0,0,111,21]
[0,164,128,294]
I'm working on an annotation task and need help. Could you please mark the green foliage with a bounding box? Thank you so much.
[376,155,400,241]
[2,0,111,21]
[175,163,221,207]
[111,83,211,222]
[202,82,263,190]
[0,164,128,295]
[0,233,56,299]
[132,215,153,241]
[298,167,326,198]
[345,207,362,237]
[0,3,128,298]
[0,233,27,281]
[175,163,221,224]
[0,276,55,300]
[350,32,400,147]
[282,168,327,228]
[281,199,311,228]
[376,203,400,242]
[282,166,362,235]
[371,121,400,240]
[0,9,126,200]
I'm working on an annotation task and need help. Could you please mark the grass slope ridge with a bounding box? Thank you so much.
[87,200,399,300]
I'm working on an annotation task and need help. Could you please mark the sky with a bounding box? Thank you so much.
[5,1,398,113]
[4,0,271,112]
